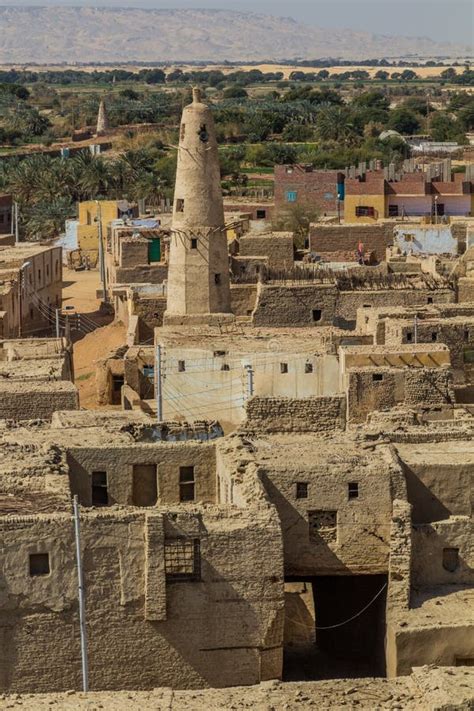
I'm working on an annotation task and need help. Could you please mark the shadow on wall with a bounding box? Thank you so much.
[261,474,354,576]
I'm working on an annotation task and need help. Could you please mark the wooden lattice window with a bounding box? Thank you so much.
[308,510,337,544]
[164,538,200,581]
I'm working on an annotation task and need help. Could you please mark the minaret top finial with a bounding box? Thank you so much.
[192,87,202,104]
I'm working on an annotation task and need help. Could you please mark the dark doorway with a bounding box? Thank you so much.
[111,375,124,405]
[132,464,157,506]
[283,574,387,681]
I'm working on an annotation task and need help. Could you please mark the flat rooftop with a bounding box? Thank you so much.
[396,439,474,467]
[397,585,474,631]
[249,432,393,471]
[0,243,57,266]
[157,325,345,353]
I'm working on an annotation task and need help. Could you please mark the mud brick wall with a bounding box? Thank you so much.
[134,297,167,342]
[230,284,258,316]
[252,284,337,327]
[239,234,294,270]
[404,368,454,405]
[385,320,474,370]
[120,239,149,267]
[347,369,401,422]
[0,382,79,420]
[457,278,474,303]
[310,223,394,261]
[245,395,345,432]
[336,288,454,329]
[0,509,284,692]
[347,367,453,423]
[115,264,168,285]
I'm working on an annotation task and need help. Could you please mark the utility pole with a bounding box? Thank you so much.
[17,261,30,338]
[73,495,89,693]
[17,269,23,338]
[414,314,418,344]
[245,364,254,399]
[156,344,163,421]
[55,308,60,338]
[96,201,108,303]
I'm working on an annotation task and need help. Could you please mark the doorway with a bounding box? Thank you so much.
[283,574,387,681]
[111,374,124,405]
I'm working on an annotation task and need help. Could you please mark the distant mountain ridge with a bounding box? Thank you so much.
[0,6,469,64]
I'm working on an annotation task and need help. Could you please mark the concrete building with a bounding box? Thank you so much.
[344,169,472,223]
[77,200,138,259]
[164,88,232,326]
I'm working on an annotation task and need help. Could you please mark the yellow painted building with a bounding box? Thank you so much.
[343,194,387,223]
[77,201,120,252]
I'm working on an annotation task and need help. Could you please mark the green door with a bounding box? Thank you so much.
[148,238,161,263]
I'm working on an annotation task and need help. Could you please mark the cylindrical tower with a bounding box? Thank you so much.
[164,88,233,324]
[96,99,109,137]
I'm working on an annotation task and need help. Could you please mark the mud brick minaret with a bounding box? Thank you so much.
[164,88,233,325]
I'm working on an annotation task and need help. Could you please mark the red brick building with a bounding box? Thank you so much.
[274,165,345,216]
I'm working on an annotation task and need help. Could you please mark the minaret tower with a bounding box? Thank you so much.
[164,88,233,325]
[96,98,109,137]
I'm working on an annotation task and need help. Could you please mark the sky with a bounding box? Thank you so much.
[2,0,473,45]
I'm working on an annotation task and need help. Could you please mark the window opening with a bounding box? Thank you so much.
[179,466,195,502]
[92,471,108,506]
[29,553,50,577]
[165,538,201,581]
[296,482,308,499]
[348,482,359,499]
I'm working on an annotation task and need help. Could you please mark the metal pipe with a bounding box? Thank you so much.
[245,364,254,398]
[156,344,163,421]
[96,201,108,303]
[73,495,89,692]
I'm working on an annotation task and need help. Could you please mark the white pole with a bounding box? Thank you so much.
[96,201,108,303]
[55,308,60,338]
[156,344,163,421]
[414,314,418,344]
[73,495,89,692]
[14,202,19,243]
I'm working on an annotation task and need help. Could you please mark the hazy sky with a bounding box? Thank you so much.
[3,0,473,45]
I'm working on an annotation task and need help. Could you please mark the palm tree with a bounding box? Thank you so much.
[22,196,73,241]
[317,107,359,145]
[71,151,113,200]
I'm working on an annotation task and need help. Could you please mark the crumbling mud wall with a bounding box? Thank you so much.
[0,381,79,420]
[245,395,345,432]
[0,506,284,692]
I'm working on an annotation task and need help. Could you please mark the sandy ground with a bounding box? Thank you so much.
[73,320,126,408]
[62,268,105,318]
[0,669,472,710]
[0,63,461,80]
[62,268,126,408]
